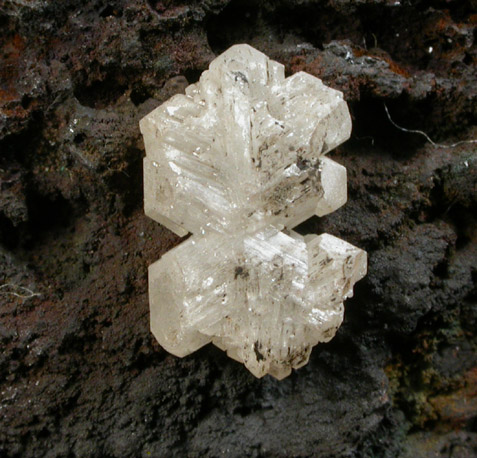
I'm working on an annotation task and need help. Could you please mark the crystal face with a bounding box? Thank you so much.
[140,44,367,379]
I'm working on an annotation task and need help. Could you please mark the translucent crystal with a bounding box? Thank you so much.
[140,44,367,379]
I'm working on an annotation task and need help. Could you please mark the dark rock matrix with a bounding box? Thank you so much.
[0,0,476,456]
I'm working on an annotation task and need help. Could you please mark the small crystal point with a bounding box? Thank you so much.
[141,44,367,379]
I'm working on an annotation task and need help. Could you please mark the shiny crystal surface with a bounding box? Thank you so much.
[140,44,367,379]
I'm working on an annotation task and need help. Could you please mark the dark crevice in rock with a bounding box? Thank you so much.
[351,93,477,154]
[207,0,264,54]
[293,215,323,236]
[130,85,153,106]
[103,146,144,216]
[184,67,202,83]
[100,4,123,18]
[0,212,19,249]
[74,77,128,110]
[349,97,427,155]
[22,190,87,250]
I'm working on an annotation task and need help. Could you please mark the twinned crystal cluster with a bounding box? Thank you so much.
[140,44,367,379]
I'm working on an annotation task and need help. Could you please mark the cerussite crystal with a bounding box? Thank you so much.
[140,44,367,379]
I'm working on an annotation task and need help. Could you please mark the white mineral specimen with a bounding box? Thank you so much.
[140,44,367,379]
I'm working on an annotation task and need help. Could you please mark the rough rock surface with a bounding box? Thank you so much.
[0,0,476,456]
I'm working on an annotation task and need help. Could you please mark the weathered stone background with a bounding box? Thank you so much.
[1,0,476,456]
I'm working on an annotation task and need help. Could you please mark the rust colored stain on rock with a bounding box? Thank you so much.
[429,368,477,428]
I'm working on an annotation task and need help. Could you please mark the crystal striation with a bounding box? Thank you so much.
[140,44,367,379]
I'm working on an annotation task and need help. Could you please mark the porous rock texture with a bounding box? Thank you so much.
[0,0,476,456]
